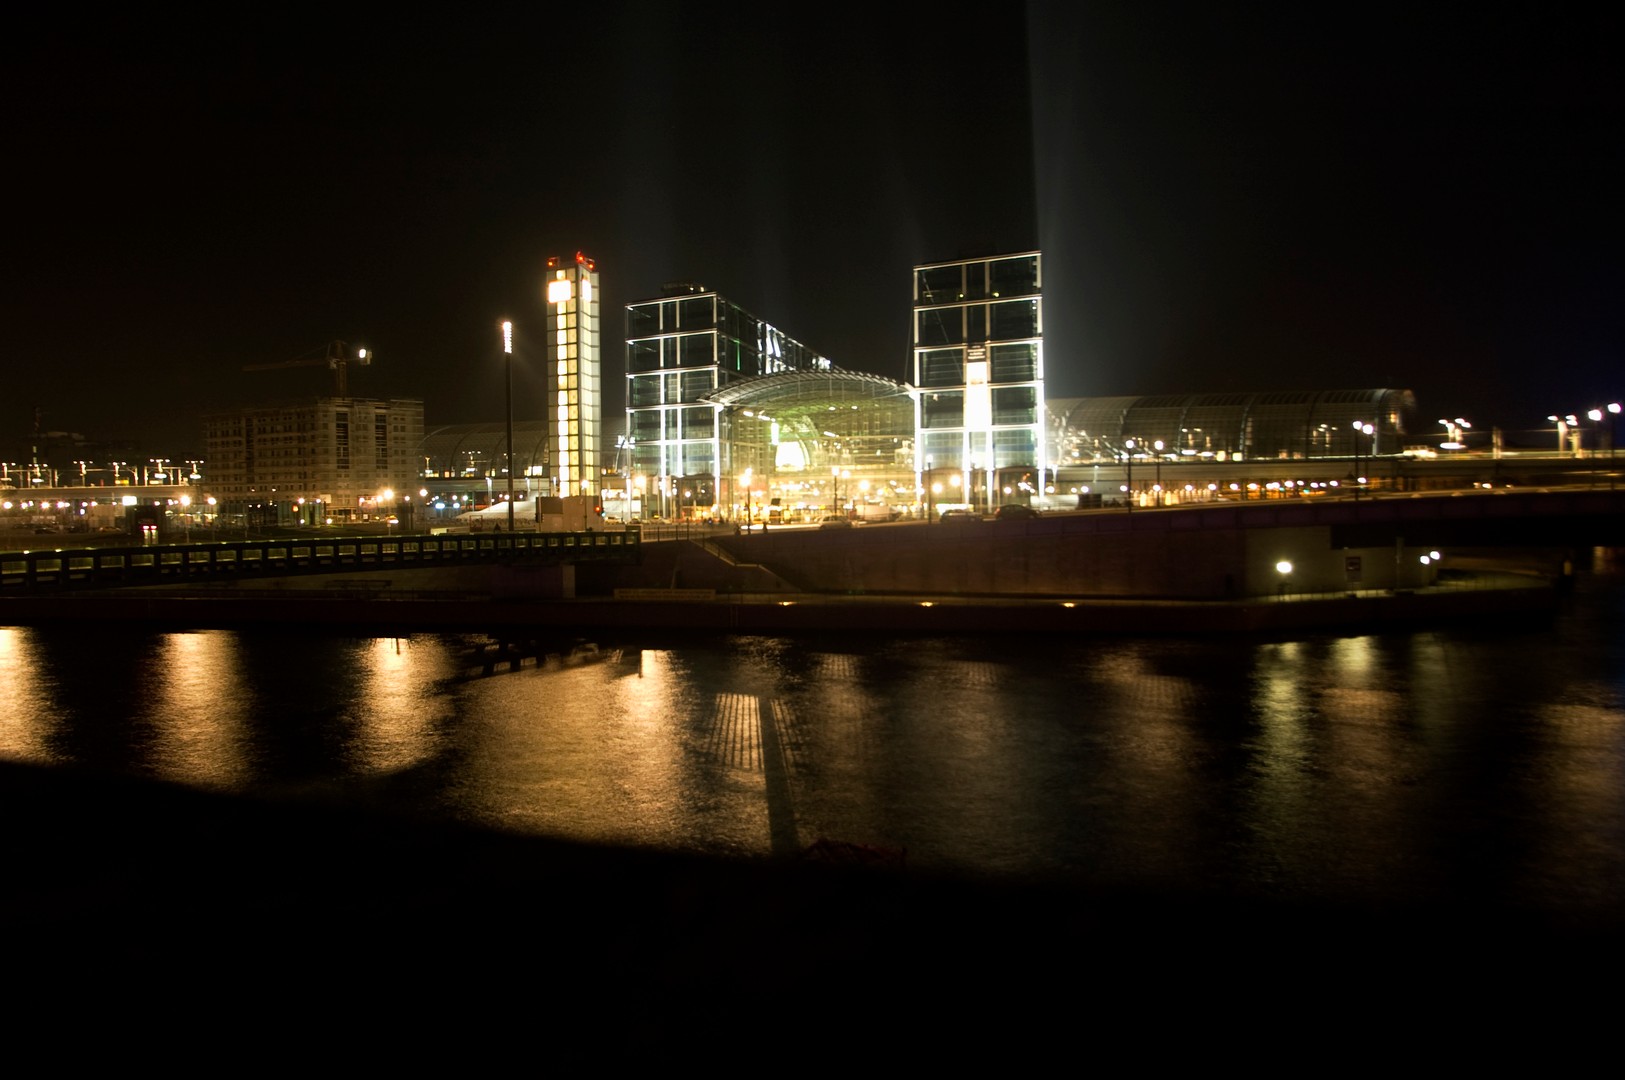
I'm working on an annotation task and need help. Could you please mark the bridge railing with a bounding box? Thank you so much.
[0,530,640,592]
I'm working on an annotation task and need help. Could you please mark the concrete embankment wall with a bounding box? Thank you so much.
[680,517,1453,599]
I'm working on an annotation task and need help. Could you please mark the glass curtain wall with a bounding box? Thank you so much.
[625,285,832,520]
[912,252,1046,513]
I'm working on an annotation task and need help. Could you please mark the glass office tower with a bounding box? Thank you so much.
[912,251,1046,511]
[625,283,831,517]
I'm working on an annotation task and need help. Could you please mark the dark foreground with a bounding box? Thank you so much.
[6,758,1618,1048]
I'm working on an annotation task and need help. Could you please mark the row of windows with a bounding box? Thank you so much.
[921,388,1039,429]
[629,370,717,406]
[629,406,716,443]
[916,255,1039,304]
[919,429,1039,470]
[917,344,1039,388]
[626,295,719,338]
[915,299,1040,347]
[630,444,717,479]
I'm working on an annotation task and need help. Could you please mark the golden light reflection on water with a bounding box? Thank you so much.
[1244,635,1442,897]
[1079,646,1204,881]
[1525,699,1625,901]
[139,631,251,788]
[0,626,57,760]
[448,648,722,849]
[1327,634,1376,680]
[345,636,455,774]
[3,608,1623,911]
[608,649,693,834]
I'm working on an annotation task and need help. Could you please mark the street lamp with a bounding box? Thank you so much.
[1351,421,1374,499]
[1153,439,1164,506]
[1547,414,1580,457]
[501,319,516,534]
[1607,403,1622,489]
[1276,559,1293,600]
[1123,438,1135,511]
[615,435,636,523]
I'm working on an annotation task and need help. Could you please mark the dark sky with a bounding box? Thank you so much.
[3,4,1618,455]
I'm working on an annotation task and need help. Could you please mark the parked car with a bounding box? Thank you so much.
[819,515,852,529]
[939,508,982,522]
[994,504,1040,521]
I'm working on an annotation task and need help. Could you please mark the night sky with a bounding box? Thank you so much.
[4,4,1618,455]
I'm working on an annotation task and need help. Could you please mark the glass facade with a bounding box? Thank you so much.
[911,251,1046,511]
[624,284,833,517]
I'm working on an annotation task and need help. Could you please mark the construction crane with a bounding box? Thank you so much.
[243,339,372,397]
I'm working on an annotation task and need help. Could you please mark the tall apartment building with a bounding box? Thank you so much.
[911,251,1046,507]
[625,283,832,509]
[202,397,424,522]
[545,252,601,498]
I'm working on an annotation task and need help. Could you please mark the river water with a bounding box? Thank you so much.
[3,555,1623,920]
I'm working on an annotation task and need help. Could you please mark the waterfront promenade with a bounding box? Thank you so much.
[0,573,1563,636]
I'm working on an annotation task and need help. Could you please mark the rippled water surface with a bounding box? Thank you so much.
[4,561,1623,914]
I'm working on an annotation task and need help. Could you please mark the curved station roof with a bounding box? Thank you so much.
[420,421,554,477]
[1049,389,1417,460]
[704,369,916,477]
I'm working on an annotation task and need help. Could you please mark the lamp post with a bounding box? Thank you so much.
[1606,403,1622,490]
[1547,413,1580,458]
[1153,440,1164,506]
[615,435,636,523]
[1123,439,1135,512]
[923,456,934,522]
[501,320,516,534]
[1351,421,1373,500]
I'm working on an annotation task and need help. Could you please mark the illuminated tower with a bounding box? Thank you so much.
[912,251,1045,512]
[545,252,600,497]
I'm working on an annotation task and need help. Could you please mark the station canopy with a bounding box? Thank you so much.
[701,369,916,481]
[420,421,553,478]
[1049,389,1417,461]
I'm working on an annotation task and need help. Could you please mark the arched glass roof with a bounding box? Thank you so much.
[420,421,554,477]
[1049,389,1417,459]
[702,369,917,496]
[703,369,911,411]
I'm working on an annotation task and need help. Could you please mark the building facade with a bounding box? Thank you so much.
[202,397,424,523]
[625,283,834,514]
[912,251,1046,511]
[545,252,601,498]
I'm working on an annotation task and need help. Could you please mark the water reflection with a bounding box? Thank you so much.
[0,626,56,760]
[1,577,1623,917]
[347,636,456,775]
[139,631,250,788]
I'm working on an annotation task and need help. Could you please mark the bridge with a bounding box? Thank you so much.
[0,529,641,592]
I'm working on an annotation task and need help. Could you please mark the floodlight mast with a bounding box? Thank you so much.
[502,320,516,534]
